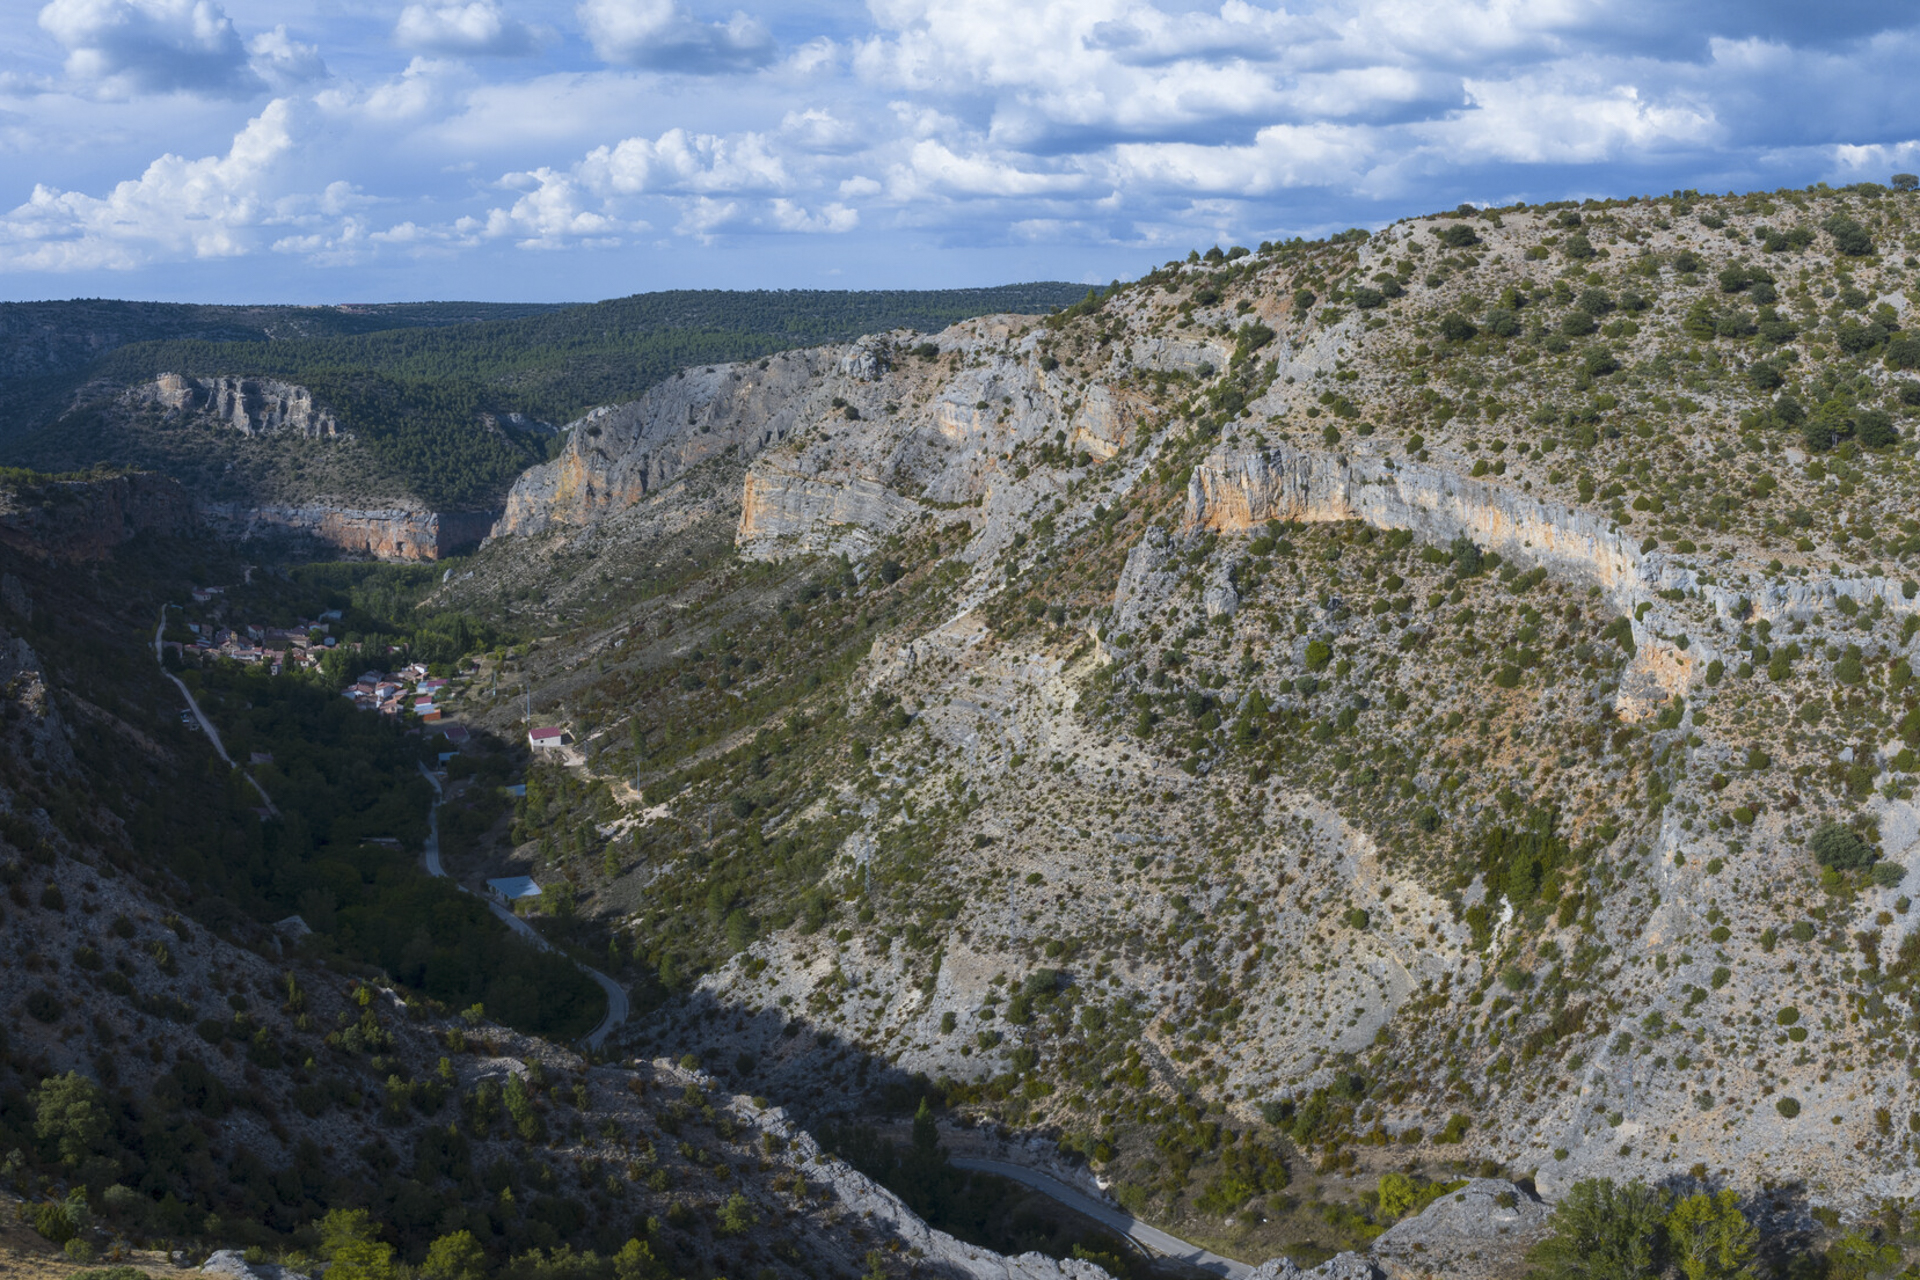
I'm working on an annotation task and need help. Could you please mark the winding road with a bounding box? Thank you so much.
[153,603,279,817]
[416,764,630,1050]
[949,1157,1251,1279]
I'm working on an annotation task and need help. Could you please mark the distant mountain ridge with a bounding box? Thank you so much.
[0,284,1092,551]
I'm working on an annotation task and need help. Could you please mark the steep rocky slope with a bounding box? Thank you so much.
[0,493,1142,1280]
[448,182,1920,1260]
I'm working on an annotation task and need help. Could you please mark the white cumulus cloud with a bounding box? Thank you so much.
[578,0,775,73]
[38,0,263,97]
[395,2,540,57]
[0,97,298,268]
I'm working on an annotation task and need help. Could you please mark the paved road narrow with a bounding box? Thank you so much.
[416,764,629,1050]
[153,604,279,817]
[949,1157,1251,1279]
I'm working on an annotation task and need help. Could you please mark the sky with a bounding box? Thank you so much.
[2,0,1919,304]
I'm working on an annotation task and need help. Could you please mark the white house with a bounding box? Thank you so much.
[528,726,569,749]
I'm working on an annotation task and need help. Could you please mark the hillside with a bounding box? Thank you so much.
[17,181,1920,1279]
[0,475,1147,1280]
[0,286,1093,518]
[412,181,1920,1267]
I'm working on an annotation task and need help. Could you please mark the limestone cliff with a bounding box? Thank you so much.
[135,373,341,437]
[201,501,496,561]
[494,350,833,538]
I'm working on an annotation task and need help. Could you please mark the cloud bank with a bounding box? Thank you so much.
[4,0,1920,294]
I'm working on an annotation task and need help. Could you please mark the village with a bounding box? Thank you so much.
[163,581,592,920]
[163,584,341,676]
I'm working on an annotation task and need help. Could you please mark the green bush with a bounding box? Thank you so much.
[1527,1178,1669,1280]
[1776,1097,1801,1118]
[1810,822,1875,871]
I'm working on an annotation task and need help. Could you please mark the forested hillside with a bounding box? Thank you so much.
[78,285,1095,426]
[1,285,1090,512]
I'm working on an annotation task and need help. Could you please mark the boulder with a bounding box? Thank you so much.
[1369,1179,1551,1280]
[1248,1252,1380,1280]
[200,1249,311,1280]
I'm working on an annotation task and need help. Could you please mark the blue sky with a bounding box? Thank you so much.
[2,0,1919,303]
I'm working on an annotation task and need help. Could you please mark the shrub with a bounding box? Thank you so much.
[1667,1189,1758,1280]
[1776,1097,1801,1118]
[716,1192,757,1236]
[1527,1178,1669,1280]
[1810,822,1875,871]
[34,1202,77,1245]
[1437,224,1481,248]
[1857,410,1899,448]
[1438,313,1478,342]
[1825,215,1875,256]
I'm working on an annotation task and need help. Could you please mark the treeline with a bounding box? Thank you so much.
[15,285,1086,508]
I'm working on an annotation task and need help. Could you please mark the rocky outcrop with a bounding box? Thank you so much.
[0,627,75,777]
[1248,1254,1380,1280]
[1188,445,1644,601]
[1187,442,1920,635]
[740,1094,1112,1280]
[201,503,496,561]
[0,471,195,562]
[200,1250,311,1280]
[736,465,924,559]
[1369,1180,1551,1280]
[495,350,832,538]
[137,373,341,437]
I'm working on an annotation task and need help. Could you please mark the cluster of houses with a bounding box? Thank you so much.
[168,595,345,677]
[341,664,460,720]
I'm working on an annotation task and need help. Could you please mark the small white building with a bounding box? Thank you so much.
[528,726,569,749]
[486,876,542,903]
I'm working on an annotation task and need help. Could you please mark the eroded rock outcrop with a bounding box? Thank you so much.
[736,466,925,558]
[201,502,495,561]
[1369,1179,1551,1280]
[495,350,832,538]
[137,373,341,437]
[1187,445,1644,601]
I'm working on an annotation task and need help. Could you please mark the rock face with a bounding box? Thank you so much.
[495,350,831,538]
[138,373,341,437]
[1369,1180,1552,1280]
[0,471,195,562]
[743,1096,1113,1280]
[201,502,496,561]
[1186,444,1643,604]
[736,465,924,558]
[200,1249,311,1280]
[1247,1254,1380,1280]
